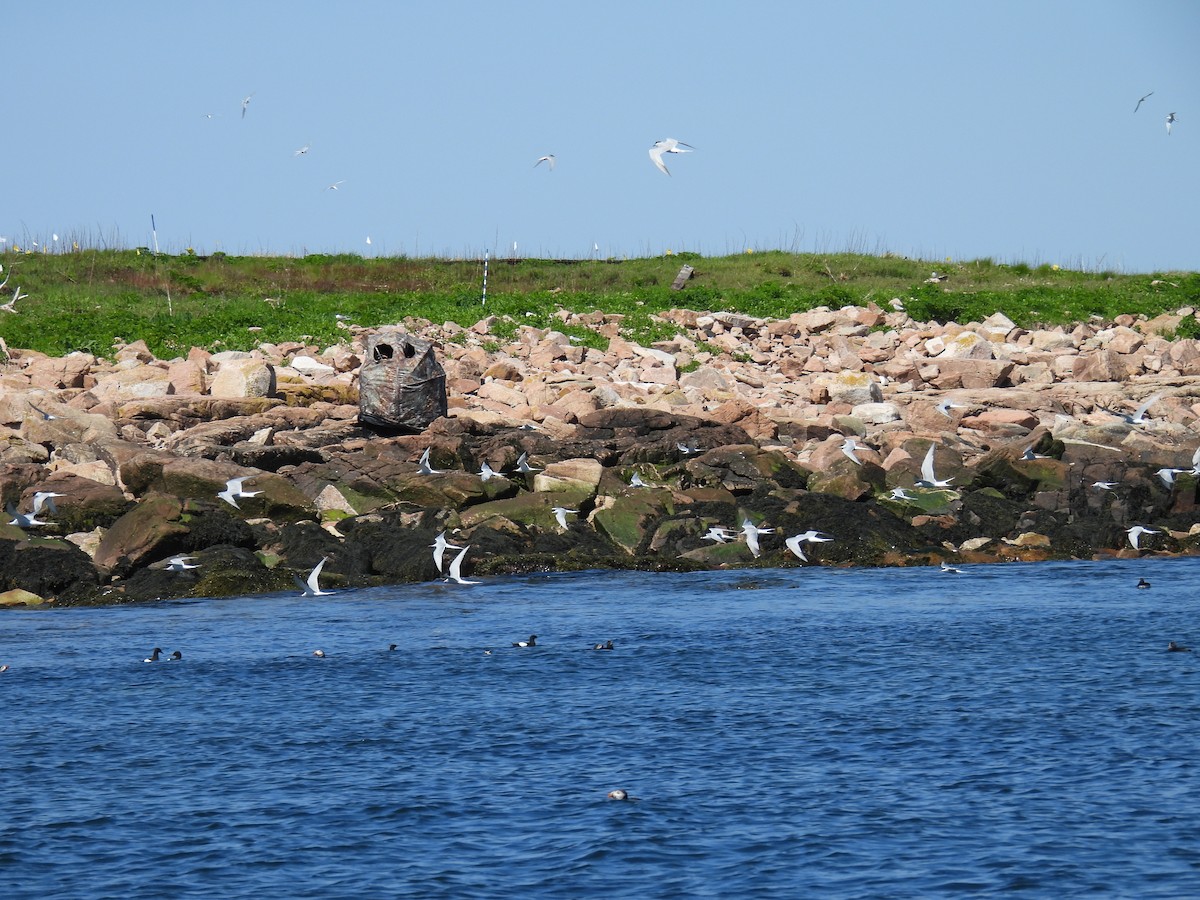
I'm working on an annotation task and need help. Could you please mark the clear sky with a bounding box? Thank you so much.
[4,1,1197,271]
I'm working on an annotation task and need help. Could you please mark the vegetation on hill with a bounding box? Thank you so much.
[0,247,1197,360]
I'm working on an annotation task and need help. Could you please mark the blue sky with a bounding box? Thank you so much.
[4,1,1197,271]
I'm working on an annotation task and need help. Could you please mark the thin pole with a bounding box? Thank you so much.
[482,249,488,307]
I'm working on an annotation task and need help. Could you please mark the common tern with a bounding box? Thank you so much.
[217,476,262,509]
[741,518,774,558]
[534,154,556,170]
[166,555,199,572]
[1126,525,1158,550]
[31,491,64,516]
[648,138,695,176]
[841,437,865,465]
[1166,112,1176,135]
[1134,91,1153,113]
[417,447,443,475]
[551,507,577,531]
[294,557,333,596]
[916,444,954,488]
[430,531,465,574]
[446,545,480,585]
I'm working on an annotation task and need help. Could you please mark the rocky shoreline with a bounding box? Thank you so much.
[2,299,1199,607]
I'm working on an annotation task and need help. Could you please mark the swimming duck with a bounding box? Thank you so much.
[512,635,537,648]
[592,641,615,651]
[143,648,163,663]
[1136,578,1151,589]
[388,644,397,651]
[312,649,326,658]
[607,789,640,801]
[1167,641,1192,652]
[168,650,183,661]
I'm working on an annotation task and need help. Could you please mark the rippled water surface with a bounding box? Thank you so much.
[3,558,1200,898]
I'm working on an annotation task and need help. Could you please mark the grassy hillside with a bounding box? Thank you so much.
[0,248,1197,360]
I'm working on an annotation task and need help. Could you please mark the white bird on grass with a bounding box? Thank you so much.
[648,138,695,176]
[430,531,465,574]
[916,444,954,488]
[295,557,333,596]
[31,491,64,516]
[446,545,480,585]
[551,507,577,531]
[1126,525,1159,550]
[417,447,443,476]
[741,518,774,559]
[217,476,262,509]
[534,154,556,170]
[166,555,199,572]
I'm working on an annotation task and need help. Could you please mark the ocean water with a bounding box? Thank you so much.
[2,557,1200,898]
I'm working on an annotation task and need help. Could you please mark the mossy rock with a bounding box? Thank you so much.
[0,587,47,607]
[593,491,677,554]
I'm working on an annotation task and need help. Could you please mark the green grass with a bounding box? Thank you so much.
[0,247,1196,359]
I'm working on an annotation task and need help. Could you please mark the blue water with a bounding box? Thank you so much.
[3,558,1200,898]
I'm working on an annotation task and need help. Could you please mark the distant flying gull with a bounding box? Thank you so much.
[648,138,695,176]
[534,154,556,170]
[430,531,465,574]
[295,557,333,596]
[217,476,262,509]
[1166,112,1176,135]
[417,447,442,476]
[241,94,254,118]
[917,444,954,488]
[551,507,577,531]
[326,181,346,191]
[1126,525,1158,550]
[166,555,199,572]
[841,437,865,465]
[1134,91,1153,113]
[446,545,480,585]
[936,399,966,418]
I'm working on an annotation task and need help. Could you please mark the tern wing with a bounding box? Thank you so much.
[649,146,670,175]
[307,557,327,592]
[1133,392,1163,422]
[921,444,937,483]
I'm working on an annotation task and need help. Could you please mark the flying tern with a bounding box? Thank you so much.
[1126,525,1158,550]
[648,138,695,176]
[741,518,774,559]
[1166,112,1176,135]
[166,555,199,572]
[515,452,540,474]
[841,437,865,465]
[446,545,480,585]
[935,399,966,418]
[241,94,254,118]
[294,557,333,596]
[917,444,954,488]
[31,491,64,516]
[7,503,47,527]
[430,531,465,574]
[551,507,577,531]
[702,526,736,543]
[417,447,443,475]
[1134,91,1153,113]
[534,154,556,170]
[217,476,262,509]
